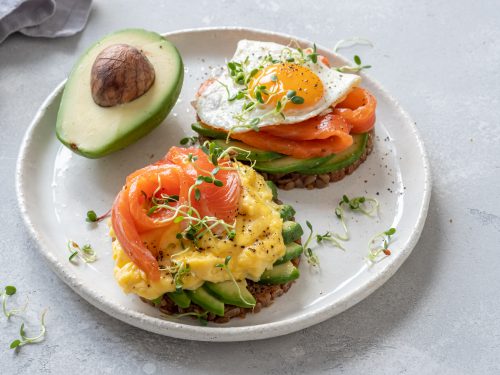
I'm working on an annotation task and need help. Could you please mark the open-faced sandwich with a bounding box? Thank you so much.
[110,145,304,323]
[191,40,376,189]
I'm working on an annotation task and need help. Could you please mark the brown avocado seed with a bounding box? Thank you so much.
[90,44,155,107]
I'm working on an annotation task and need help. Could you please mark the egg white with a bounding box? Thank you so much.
[195,40,361,133]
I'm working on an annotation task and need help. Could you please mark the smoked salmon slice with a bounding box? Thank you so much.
[333,87,376,134]
[165,147,241,224]
[260,113,352,141]
[112,190,162,281]
[127,164,186,233]
[111,147,242,281]
[231,127,353,159]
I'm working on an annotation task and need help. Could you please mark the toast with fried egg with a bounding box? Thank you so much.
[192,40,376,189]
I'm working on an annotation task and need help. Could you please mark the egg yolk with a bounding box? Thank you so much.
[248,63,324,112]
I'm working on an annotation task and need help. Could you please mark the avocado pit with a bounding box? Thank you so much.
[91,43,155,107]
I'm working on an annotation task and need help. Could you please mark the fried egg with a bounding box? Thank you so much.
[195,40,361,133]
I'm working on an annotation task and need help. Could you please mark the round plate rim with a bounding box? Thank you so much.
[15,26,431,342]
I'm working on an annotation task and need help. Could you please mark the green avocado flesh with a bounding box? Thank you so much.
[192,123,369,174]
[253,154,335,174]
[274,242,303,265]
[205,280,256,308]
[212,139,283,162]
[259,261,300,285]
[302,133,369,175]
[282,221,304,244]
[167,290,191,309]
[186,286,225,316]
[56,29,184,158]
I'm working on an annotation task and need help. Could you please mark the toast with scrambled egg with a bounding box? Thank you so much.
[110,145,303,323]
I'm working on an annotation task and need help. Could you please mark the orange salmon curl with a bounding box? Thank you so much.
[111,147,241,280]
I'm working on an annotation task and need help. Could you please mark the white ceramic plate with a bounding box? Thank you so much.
[16,27,430,341]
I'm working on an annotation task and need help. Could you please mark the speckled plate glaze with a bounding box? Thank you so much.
[16,27,431,341]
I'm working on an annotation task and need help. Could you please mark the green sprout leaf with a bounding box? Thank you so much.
[86,210,97,222]
[385,228,396,236]
[5,286,16,296]
[67,241,97,263]
[291,96,304,104]
[10,340,21,349]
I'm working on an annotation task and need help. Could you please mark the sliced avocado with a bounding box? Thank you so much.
[282,221,304,244]
[167,290,191,309]
[279,204,296,221]
[274,242,303,265]
[186,285,225,316]
[302,133,369,175]
[266,180,278,200]
[56,29,183,158]
[191,122,227,139]
[205,280,256,308]
[259,261,300,285]
[254,154,334,174]
[212,139,283,162]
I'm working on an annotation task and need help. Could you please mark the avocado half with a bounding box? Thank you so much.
[56,29,184,158]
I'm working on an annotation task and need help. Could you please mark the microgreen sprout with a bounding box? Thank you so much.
[339,194,379,217]
[315,231,345,250]
[173,311,209,326]
[306,43,319,63]
[330,195,379,242]
[2,286,27,319]
[67,241,97,263]
[367,228,396,263]
[303,221,320,266]
[85,209,110,223]
[173,261,191,291]
[215,256,255,307]
[180,136,199,146]
[9,310,47,350]
[336,55,372,73]
[332,204,350,241]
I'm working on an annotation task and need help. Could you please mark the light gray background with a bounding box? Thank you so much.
[1,0,499,373]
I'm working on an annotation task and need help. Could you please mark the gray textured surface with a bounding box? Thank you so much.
[1,0,499,373]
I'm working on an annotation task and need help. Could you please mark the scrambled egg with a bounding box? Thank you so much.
[112,163,285,299]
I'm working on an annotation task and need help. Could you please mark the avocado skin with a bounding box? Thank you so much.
[56,29,184,158]
[191,121,227,139]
